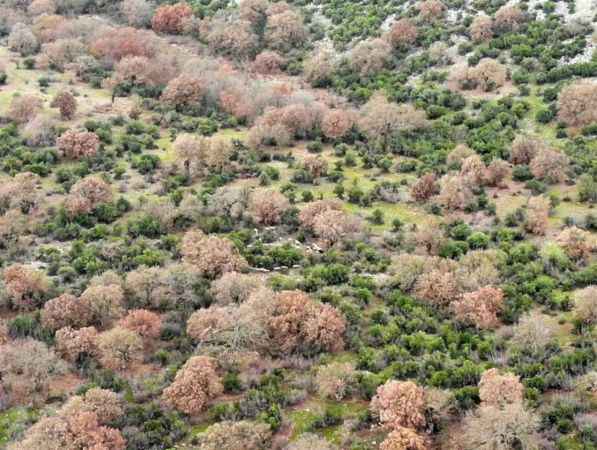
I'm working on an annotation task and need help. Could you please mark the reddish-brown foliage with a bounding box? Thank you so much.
[251,50,285,74]
[410,173,439,201]
[10,411,126,450]
[298,199,343,229]
[97,327,143,370]
[556,226,595,261]
[525,195,550,235]
[42,293,93,331]
[350,38,392,76]
[264,8,307,51]
[151,2,193,34]
[0,339,64,407]
[557,81,597,128]
[530,148,570,183]
[57,130,100,159]
[65,175,112,216]
[55,326,99,362]
[470,14,493,42]
[414,268,459,307]
[266,290,346,354]
[417,0,445,21]
[451,286,505,329]
[80,283,124,327]
[3,264,49,309]
[312,208,362,248]
[381,427,429,450]
[119,309,162,339]
[303,155,328,180]
[50,90,77,120]
[247,188,290,225]
[321,108,355,140]
[437,174,474,210]
[494,5,524,32]
[485,159,511,187]
[478,368,524,406]
[386,18,418,48]
[162,355,223,414]
[510,134,543,165]
[8,94,42,124]
[161,74,205,109]
[370,380,427,430]
[91,27,157,62]
[181,230,248,278]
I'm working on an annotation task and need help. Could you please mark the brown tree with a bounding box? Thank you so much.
[303,155,329,181]
[0,339,65,407]
[251,50,285,74]
[210,271,261,305]
[446,144,474,168]
[525,195,550,235]
[264,8,307,52]
[509,311,556,355]
[311,208,362,248]
[97,327,144,370]
[485,159,510,188]
[437,174,474,210]
[359,93,426,150]
[478,368,524,406]
[121,0,154,28]
[417,0,445,22]
[119,309,162,339]
[460,154,488,187]
[8,94,42,124]
[529,148,570,183]
[186,306,235,344]
[151,2,192,34]
[385,18,418,48]
[494,5,524,32]
[411,173,439,201]
[298,199,343,229]
[573,286,597,326]
[265,290,346,354]
[55,326,99,362]
[350,38,392,77]
[240,0,269,30]
[65,175,112,215]
[162,355,223,414]
[556,226,595,261]
[414,268,459,307]
[2,264,50,309]
[380,427,429,450]
[247,188,290,225]
[303,46,337,87]
[451,286,505,329]
[181,230,248,278]
[470,14,493,42]
[468,58,507,91]
[315,362,356,400]
[59,387,123,425]
[50,90,77,119]
[321,108,355,140]
[91,27,157,62]
[9,411,126,450]
[198,420,272,450]
[161,74,205,110]
[370,380,427,430]
[57,130,100,159]
[459,403,539,450]
[80,283,125,327]
[205,18,258,60]
[41,293,93,331]
[510,134,543,165]
[557,81,597,128]
[8,23,39,56]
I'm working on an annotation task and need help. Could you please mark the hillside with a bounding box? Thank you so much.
[0,0,596,449]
